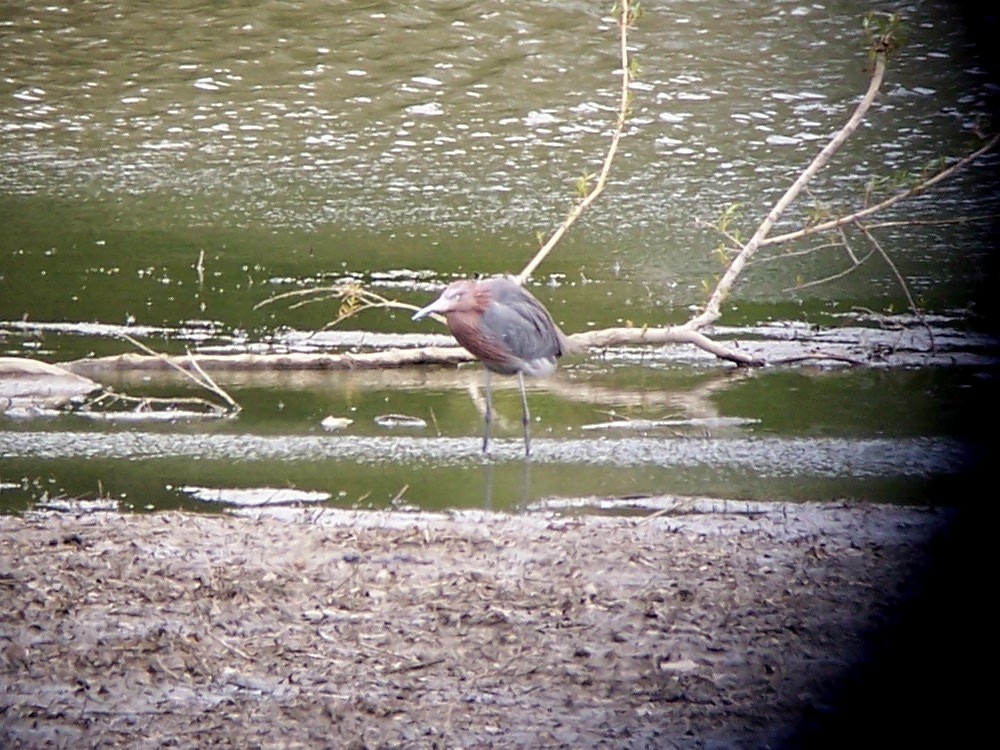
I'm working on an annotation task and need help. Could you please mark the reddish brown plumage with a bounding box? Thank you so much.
[412,276,574,455]
[445,307,512,371]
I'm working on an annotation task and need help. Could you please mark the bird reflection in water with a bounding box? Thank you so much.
[480,460,533,511]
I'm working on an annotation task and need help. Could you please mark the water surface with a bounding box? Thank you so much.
[1,1,996,513]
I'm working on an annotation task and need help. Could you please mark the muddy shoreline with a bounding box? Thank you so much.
[0,502,980,748]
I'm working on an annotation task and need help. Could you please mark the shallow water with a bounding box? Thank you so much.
[1,2,997,513]
[0,356,989,512]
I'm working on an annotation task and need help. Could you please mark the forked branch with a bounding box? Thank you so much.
[90,12,989,376]
[759,134,1000,250]
[120,333,240,414]
[256,284,424,330]
[682,53,888,332]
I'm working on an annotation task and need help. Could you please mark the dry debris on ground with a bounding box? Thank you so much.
[0,503,976,748]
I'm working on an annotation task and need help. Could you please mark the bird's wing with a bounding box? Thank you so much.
[479,279,565,362]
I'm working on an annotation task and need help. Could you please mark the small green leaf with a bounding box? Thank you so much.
[575,172,597,198]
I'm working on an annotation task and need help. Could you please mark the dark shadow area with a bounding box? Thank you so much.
[782,479,988,747]
[771,6,995,745]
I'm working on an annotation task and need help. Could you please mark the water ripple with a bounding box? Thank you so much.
[1,0,989,244]
[0,431,972,478]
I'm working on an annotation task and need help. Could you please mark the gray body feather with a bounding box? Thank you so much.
[478,278,567,377]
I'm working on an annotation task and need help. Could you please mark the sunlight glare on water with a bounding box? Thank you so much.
[1,2,996,513]
[1,2,992,248]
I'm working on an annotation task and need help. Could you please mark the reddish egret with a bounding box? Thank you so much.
[412,276,575,456]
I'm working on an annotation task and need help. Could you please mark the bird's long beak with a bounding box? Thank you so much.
[411,294,446,321]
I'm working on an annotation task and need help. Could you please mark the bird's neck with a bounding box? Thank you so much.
[445,310,480,344]
[446,310,507,364]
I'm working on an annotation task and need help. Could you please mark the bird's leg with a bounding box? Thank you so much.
[518,371,531,457]
[482,367,493,453]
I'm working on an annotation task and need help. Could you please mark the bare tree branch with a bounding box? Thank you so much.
[119,333,241,414]
[782,250,876,292]
[683,54,889,332]
[781,227,870,290]
[514,0,635,285]
[567,327,762,366]
[758,134,1000,249]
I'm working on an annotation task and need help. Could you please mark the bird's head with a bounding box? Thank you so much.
[411,279,481,320]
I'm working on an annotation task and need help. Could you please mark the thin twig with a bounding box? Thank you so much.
[782,249,876,292]
[186,348,241,412]
[764,353,871,367]
[515,0,634,285]
[781,226,871,290]
[76,391,228,415]
[254,286,336,310]
[256,284,432,330]
[853,219,934,351]
[755,240,846,263]
[840,214,1000,231]
[119,333,240,413]
[389,484,410,509]
[693,217,744,252]
[318,299,423,331]
[196,250,205,290]
[121,333,212,390]
[837,225,861,265]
